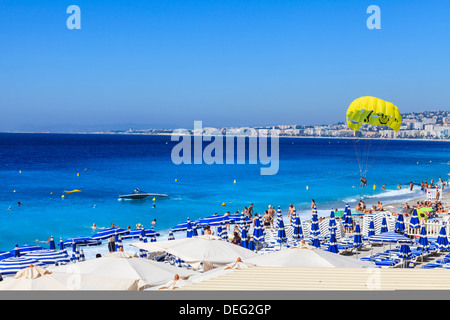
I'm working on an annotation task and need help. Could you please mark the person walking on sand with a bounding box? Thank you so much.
[268,206,276,228]
[263,210,272,229]
[288,204,295,223]
[311,200,316,212]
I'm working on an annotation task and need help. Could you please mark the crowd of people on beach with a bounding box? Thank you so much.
[51,175,449,250]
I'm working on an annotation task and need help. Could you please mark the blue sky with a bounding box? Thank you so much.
[0,0,449,131]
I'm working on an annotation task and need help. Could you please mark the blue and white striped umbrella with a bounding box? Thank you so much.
[368,219,375,237]
[436,226,450,251]
[219,222,228,241]
[327,229,339,254]
[310,206,321,248]
[138,229,148,258]
[291,211,303,241]
[217,223,223,239]
[395,214,406,234]
[227,214,252,226]
[276,206,282,229]
[13,245,20,258]
[71,241,80,262]
[92,227,129,240]
[0,251,14,261]
[149,228,158,242]
[344,210,353,229]
[342,204,349,228]
[248,235,255,251]
[368,231,413,243]
[171,219,199,232]
[328,210,337,235]
[192,222,199,237]
[168,229,175,241]
[344,204,353,229]
[121,228,160,240]
[186,218,195,238]
[11,244,45,257]
[259,215,266,237]
[277,216,287,245]
[63,236,101,247]
[48,236,56,250]
[58,238,65,251]
[115,233,123,251]
[353,223,363,248]
[196,214,231,227]
[253,214,264,242]
[380,216,389,233]
[240,226,249,248]
[0,257,44,275]
[24,249,71,265]
[79,249,86,262]
[418,224,429,252]
[409,209,420,230]
[399,244,412,260]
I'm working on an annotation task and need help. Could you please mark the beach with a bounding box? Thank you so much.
[0,133,449,292]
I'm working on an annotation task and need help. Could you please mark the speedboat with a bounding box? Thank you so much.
[119,190,168,200]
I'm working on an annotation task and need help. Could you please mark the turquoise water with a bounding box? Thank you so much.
[0,133,448,251]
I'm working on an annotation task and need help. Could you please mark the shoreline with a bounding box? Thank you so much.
[0,131,449,143]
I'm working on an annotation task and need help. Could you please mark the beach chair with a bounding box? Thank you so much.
[435,257,450,264]
[422,263,442,269]
[374,258,402,268]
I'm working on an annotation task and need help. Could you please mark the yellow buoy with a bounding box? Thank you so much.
[153,197,156,201]
[233,180,236,184]
[13,190,16,193]
[175,179,177,182]
[61,195,65,198]
[77,173,80,177]
[222,202,226,206]
[306,186,309,190]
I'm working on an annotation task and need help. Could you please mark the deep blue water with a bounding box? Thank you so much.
[0,133,448,251]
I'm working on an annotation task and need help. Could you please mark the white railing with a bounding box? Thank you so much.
[405,220,444,238]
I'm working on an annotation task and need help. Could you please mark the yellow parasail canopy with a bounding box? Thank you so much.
[346,96,402,132]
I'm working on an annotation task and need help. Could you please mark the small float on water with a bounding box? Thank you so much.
[118,188,168,200]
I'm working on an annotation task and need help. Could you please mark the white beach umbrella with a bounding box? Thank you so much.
[186,257,256,285]
[130,235,258,271]
[48,250,196,289]
[0,265,141,290]
[152,274,194,290]
[244,243,373,268]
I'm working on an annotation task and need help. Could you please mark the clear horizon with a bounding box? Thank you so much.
[1,0,449,132]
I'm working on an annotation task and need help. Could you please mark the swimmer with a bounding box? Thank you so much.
[91,223,98,230]
[151,219,156,226]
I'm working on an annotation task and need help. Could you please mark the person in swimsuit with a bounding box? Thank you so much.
[263,210,272,229]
